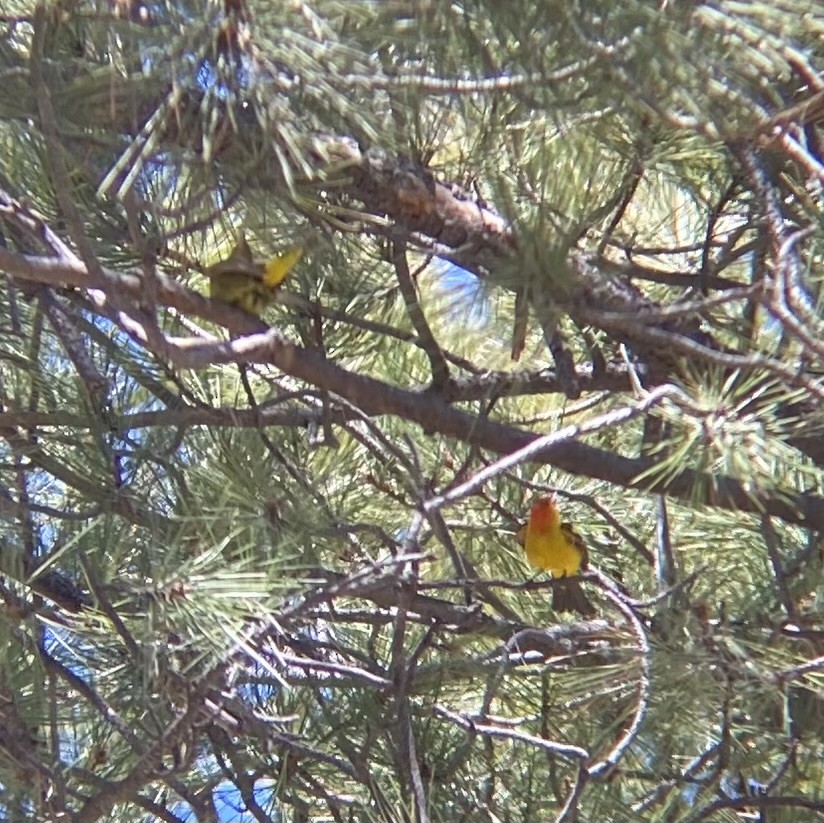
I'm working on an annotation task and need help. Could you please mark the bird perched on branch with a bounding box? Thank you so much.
[517,495,595,618]
[206,233,303,315]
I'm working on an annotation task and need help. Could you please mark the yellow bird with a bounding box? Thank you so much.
[517,496,595,617]
[207,233,303,315]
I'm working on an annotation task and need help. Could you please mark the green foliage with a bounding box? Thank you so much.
[1,0,823,821]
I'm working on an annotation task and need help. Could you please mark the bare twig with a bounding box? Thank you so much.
[392,241,450,387]
[761,514,800,623]
[586,570,651,780]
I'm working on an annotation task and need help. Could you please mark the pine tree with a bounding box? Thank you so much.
[1,1,823,821]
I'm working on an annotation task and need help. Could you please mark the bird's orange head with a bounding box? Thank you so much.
[529,496,560,531]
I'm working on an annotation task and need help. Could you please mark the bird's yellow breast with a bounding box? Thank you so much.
[524,522,585,577]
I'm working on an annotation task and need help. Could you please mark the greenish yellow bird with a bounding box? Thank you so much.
[207,234,303,315]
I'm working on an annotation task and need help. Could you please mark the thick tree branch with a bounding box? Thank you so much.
[3,245,824,530]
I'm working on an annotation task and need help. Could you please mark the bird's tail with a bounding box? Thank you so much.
[263,246,304,288]
[552,579,595,618]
